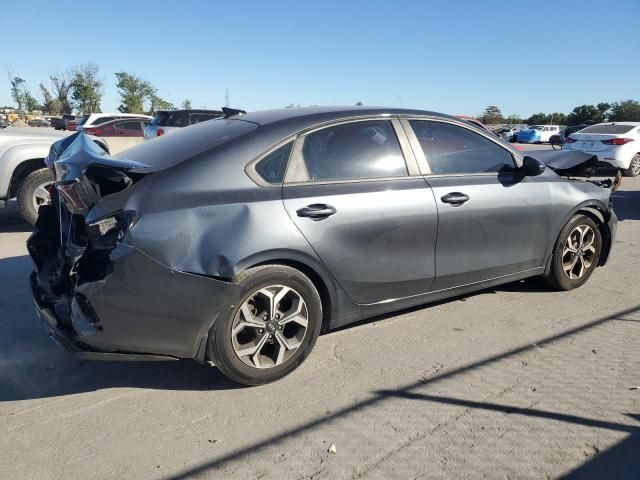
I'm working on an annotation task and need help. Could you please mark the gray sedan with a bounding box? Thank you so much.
[28,106,617,385]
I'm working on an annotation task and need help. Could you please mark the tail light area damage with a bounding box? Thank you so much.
[27,132,238,360]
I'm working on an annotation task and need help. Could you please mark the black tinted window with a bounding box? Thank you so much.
[299,120,407,182]
[164,111,189,127]
[94,116,114,125]
[190,113,221,124]
[255,142,293,184]
[579,124,635,134]
[410,121,514,174]
[116,121,142,130]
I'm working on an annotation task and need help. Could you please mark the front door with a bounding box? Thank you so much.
[405,119,553,290]
[282,119,438,305]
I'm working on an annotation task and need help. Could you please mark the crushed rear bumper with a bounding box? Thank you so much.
[29,241,240,362]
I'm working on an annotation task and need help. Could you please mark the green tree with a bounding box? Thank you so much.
[148,93,173,114]
[548,112,567,125]
[567,104,608,125]
[181,99,192,109]
[504,114,523,125]
[8,73,26,111]
[480,105,504,124]
[24,91,41,112]
[70,63,103,113]
[115,72,154,113]
[608,100,640,122]
[525,113,549,125]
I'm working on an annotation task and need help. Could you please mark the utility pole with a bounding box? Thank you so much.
[225,89,230,108]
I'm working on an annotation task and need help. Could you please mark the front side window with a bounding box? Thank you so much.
[410,121,514,175]
[296,120,407,182]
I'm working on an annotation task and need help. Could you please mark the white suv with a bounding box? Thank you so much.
[77,113,152,132]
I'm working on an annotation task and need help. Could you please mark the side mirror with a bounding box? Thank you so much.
[522,156,546,176]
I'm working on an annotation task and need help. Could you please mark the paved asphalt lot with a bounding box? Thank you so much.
[1,145,639,479]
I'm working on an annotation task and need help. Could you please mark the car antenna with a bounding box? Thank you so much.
[222,107,247,118]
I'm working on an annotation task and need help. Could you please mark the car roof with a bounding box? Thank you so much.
[155,109,224,114]
[87,117,149,127]
[592,121,640,126]
[235,105,454,127]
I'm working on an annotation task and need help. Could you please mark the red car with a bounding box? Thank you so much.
[82,117,149,137]
[82,117,150,154]
[66,119,79,131]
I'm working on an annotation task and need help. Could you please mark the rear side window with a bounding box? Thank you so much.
[255,142,293,184]
[579,124,635,134]
[410,121,514,175]
[116,121,142,130]
[295,120,407,182]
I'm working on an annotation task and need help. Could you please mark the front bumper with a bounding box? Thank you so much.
[29,242,240,361]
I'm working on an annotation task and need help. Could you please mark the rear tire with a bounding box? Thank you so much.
[207,265,322,386]
[544,214,602,291]
[622,154,640,177]
[17,168,53,226]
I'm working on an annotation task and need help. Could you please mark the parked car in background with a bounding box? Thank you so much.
[27,118,51,128]
[0,118,7,128]
[517,125,560,143]
[144,109,224,139]
[564,122,640,176]
[29,106,617,385]
[77,113,152,132]
[50,114,81,131]
[67,119,80,131]
[0,128,109,224]
[83,118,150,153]
[550,124,589,150]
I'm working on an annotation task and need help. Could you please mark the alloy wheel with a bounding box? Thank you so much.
[561,224,597,280]
[31,181,53,213]
[231,285,308,369]
[631,156,640,176]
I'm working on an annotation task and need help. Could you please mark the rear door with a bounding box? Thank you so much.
[404,119,553,290]
[104,121,145,154]
[282,118,438,304]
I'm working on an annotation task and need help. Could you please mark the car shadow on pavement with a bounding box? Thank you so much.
[157,304,640,480]
[613,190,640,221]
[0,205,32,233]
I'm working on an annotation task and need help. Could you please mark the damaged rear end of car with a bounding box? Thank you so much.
[27,132,241,362]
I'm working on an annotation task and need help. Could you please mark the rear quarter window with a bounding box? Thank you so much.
[254,142,293,184]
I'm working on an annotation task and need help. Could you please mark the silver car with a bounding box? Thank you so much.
[28,106,617,386]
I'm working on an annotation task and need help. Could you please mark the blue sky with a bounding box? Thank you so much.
[2,0,639,117]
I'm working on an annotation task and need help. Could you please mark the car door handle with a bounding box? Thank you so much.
[441,192,470,206]
[296,204,337,219]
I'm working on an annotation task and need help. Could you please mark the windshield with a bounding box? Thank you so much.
[579,124,636,134]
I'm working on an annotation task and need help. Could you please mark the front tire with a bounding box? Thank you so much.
[17,168,54,226]
[544,214,602,291]
[207,265,323,386]
[622,154,640,177]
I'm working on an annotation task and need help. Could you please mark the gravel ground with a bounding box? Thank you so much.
[0,163,638,479]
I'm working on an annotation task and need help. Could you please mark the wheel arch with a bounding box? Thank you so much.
[545,202,613,275]
[9,158,48,198]
[239,252,338,333]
